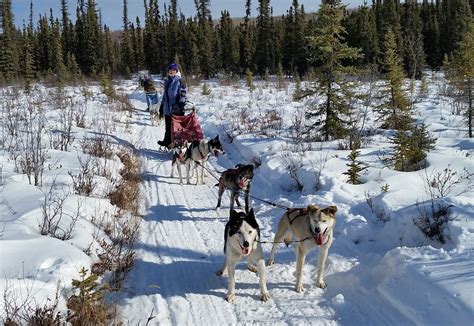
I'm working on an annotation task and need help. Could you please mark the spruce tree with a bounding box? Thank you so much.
[121,0,133,74]
[255,0,273,76]
[219,10,239,75]
[445,20,474,137]
[0,0,19,82]
[239,0,254,72]
[343,148,367,184]
[194,0,213,78]
[380,28,409,130]
[344,3,379,65]
[304,0,362,141]
[402,0,425,79]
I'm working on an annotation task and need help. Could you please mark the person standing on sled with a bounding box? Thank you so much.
[158,63,187,148]
[140,75,158,112]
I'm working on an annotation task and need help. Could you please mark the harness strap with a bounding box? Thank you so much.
[286,208,307,225]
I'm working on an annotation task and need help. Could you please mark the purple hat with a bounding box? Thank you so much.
[168,63,179,71]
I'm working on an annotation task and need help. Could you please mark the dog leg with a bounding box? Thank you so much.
[177,163,183,184]
[267,215,290,266]
[216,184,224,209]
[316,244,330,289]
[225,260,237,303]
[216,258,227,276]
[228,193,235,213]
[244,190,250,214]
[295,245,307,293]
[199,161,205,185]
[245,256,257,273]
[186,160,192,185]
[256,257,271,302]
[170,161,175,178]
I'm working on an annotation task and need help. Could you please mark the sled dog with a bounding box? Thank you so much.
[185,136,224,185]
[170,141,189,184]
[216,164,254,214]
[267,204,337,292]
[216,209,271,303]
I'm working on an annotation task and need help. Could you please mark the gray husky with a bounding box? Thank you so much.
[215,164,254,214]
[185,136,224,185]
[216,209,271,303]
[267,204,337,292]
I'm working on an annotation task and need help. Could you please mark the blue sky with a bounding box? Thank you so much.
[12,1,364,30]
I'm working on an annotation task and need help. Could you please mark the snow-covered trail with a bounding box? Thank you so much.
[116,85,472,325]
[117,92,339,325]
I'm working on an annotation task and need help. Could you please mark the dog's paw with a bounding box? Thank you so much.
[266,259,274,266]
[225,292,236,303]
[295,284,305,293]
[247,264,258,273]
[316,280,327,289]
[260,291,271,302]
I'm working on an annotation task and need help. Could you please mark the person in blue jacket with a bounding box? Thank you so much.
[158,63,187,147]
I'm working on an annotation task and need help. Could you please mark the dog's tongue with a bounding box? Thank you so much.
[242,247,249,255]
[315,233,324,245]
[178,153,185,161]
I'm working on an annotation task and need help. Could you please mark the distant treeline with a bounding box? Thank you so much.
[0,0,472,83]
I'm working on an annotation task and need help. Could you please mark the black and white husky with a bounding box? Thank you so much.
[170,141,188,184]
[185,136,224,185]
[216,209,271,303]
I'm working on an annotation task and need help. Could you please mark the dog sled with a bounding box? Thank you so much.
[171,106,204,146]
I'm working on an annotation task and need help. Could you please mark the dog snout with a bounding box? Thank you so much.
[243,240,249,248]
[314,226,321,234]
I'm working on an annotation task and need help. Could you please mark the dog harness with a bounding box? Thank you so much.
[286,207,308,225]
[197,142,213,160]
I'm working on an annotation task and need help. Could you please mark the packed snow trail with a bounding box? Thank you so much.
[116,84,473,325]
[117,90,338,325]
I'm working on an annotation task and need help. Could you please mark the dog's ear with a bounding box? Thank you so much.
[235,164,243,169]
[230,209,239,220]
[248,208,256,220]
[325,205,337,215]
[307,204,319,212]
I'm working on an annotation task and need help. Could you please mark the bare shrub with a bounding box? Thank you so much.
[27,289,63,325]
[258,109,283,137]
[280,151,303,191]
[412,166,472,244]
[108,149,141,214]
[290,107,307,145]
[413,200,453,244]
[39,178,82,240]
[423,165,473,198]
[47,88,76,151]
[92,214,140,289]
[69,155,97,196]
[81,136,114,159]
[365,191,391,222]
[308,146,329,192]
[13,100,48,186]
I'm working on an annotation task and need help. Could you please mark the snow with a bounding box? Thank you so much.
[1,73,474,324]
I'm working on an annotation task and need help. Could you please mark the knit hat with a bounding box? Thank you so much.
[168,63,179,71]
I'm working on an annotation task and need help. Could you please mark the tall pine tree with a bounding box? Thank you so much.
[305,0,362,141]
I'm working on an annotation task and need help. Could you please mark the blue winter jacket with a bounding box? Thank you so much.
[162,75,186,116]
